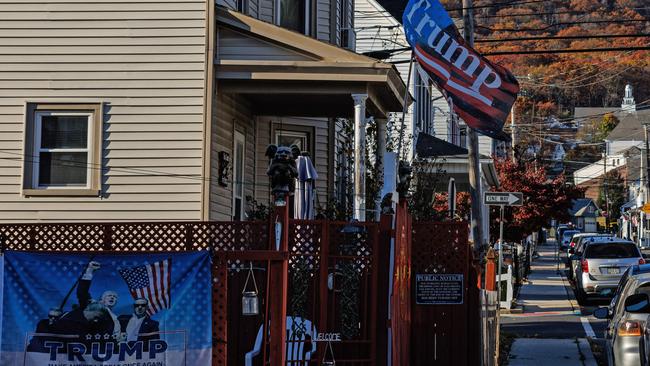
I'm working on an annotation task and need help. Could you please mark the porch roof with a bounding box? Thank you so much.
[214,6,409,118]
[413,133,500,189]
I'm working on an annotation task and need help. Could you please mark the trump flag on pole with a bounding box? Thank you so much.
[403,0,519,141]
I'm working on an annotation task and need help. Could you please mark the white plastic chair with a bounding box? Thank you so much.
[245,316,317,366]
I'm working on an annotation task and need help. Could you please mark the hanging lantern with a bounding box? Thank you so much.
[321,340,336,366]
[241,263,259,316]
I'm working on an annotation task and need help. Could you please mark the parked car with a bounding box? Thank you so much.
[575,240,645,305]
[567,234,615,281]
[557,224,570,240]
[593,264,650,366]
[560,229,581,251]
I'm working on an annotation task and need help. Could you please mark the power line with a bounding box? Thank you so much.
[475,9,581,19]
[447,0,553,11]
[483,46,650,56]
[389,46,648,63]
[475,33,650,43]
[475,18,650,32]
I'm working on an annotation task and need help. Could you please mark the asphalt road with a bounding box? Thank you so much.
[501,241,608,339]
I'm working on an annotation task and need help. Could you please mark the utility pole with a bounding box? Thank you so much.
[640,134,646,245]
[463,0,484,254]
[511,104,518,162]
[603,151,610,230]
[639,122,650,246]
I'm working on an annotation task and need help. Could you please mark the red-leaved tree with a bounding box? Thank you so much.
[492,158,584,242]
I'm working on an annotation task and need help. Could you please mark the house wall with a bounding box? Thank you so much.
[210,93,256,220]
[609,140,643,156]
[209,96,331,220]
[217,0,345,44]
[0,0,207,222]
[254,116,330,209]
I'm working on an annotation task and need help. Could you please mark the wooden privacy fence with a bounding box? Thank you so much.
[410,220,480,366]
[0,219,386,366]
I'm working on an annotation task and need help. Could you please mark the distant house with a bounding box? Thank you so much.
[574,84,650,156]
[569,199,600,233]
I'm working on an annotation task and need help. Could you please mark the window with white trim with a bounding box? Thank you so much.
[23,103,102,196]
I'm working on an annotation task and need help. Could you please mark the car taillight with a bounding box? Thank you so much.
[582,259,589,273]
[618,321,643,337]
[570,241,576,247]
[640,258,646,265]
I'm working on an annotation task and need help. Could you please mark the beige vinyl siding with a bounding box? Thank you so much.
[217,28,314,62]
[210,93,256,221]
[215,28,312,62]
[255,116,329,209]
[0,0,207,222]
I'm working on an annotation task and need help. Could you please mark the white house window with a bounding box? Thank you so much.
[232,131,246,221]
[23,103,102,196]
[34,112,91,187]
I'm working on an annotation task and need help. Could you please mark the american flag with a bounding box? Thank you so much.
[118,258,171,315]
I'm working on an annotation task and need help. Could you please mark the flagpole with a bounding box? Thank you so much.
[396,52,414,161]
[462,0,484,256]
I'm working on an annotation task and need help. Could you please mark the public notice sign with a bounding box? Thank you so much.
[415,274,464,305]
[0,251,212,366]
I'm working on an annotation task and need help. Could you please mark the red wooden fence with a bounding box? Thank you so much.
[0,217,384,366]
[0,210,475,365]
[410,219,478,366]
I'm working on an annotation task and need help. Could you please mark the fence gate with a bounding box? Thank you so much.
[286,220,381,365]
[410,221,478,366]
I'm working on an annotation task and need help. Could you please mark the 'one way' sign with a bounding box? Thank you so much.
[484,192,523,206]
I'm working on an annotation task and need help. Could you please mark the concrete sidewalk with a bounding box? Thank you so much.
[505,240,597,366]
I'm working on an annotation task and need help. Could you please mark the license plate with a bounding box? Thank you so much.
[603,267,620,274]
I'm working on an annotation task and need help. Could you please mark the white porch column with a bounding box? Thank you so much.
[375,118,388,221]
[352,94,368,221]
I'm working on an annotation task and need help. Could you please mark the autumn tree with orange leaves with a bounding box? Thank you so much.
[490,157,584,242]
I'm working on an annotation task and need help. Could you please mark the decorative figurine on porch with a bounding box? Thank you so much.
[265,144,300,206]
[396,160,412,200]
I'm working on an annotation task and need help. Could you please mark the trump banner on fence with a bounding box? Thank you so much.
[0,251,212,366]
[403,0,519,141]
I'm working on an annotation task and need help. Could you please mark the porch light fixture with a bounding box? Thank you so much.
[218,151,230,187]
[241,262,259,316]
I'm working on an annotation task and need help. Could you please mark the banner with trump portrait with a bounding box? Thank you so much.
[1,251,212,366]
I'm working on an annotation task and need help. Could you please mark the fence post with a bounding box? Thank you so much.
[485,248,496,291]
[268,198,289,366]
[376,214,392,366]
[317,221,330,363]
